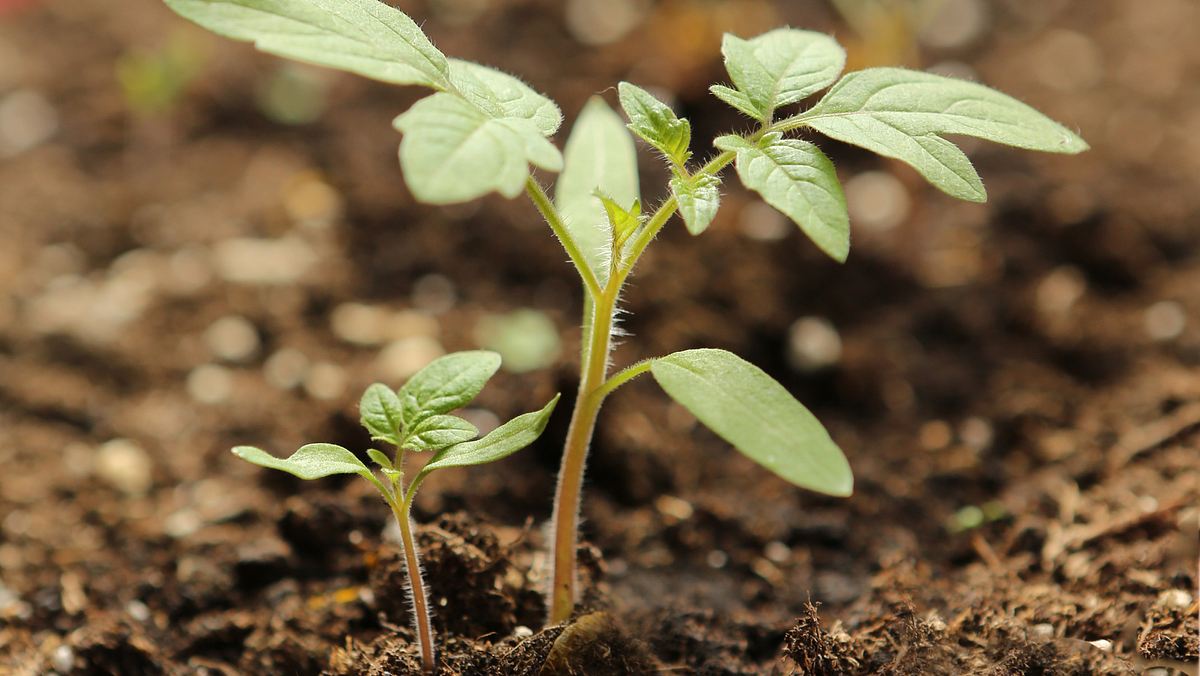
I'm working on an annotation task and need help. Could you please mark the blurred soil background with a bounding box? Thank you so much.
[0,0,1197,673]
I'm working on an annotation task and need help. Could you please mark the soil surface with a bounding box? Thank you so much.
[1,0,1197,674]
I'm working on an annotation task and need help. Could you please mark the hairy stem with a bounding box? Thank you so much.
[548,284,617,624]
[526,177,603,298]
[388,489,435,673]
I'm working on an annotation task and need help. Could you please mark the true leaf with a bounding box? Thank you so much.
[799,67,1089,201]
[366,448,394,470]
[418,394,560,476]
[716,133,849,262]
[398,350,502,425]
[617,82,691,165]
[555,97,639,285]
[360,383,404,445]
[669,174,721,235]
[597,193,642,251]
[650,349,851,496]
[709,85,762,120]
[449,59,562,137]
[232,443,374,481]
[163,0,451,89]
[403,414,479,453]
[718,29,845,121]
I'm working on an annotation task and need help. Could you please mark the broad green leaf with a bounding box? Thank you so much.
[617,83,691,165]
[799,68,1089,201]
[650,349,851,497]
[670,174,721,235]
[360,383,404,445]
[419,394,560,476]
[555,97,640,286]
[716,133,849,262]
[163,0,450,89]
[366,448,394,469]
[449,60,562,137]
[394,92,562,204]
[719,29,846,121]
[403,414,479,452]
[232,443,373,480]
[398,350,502,425]
[710,85,762,120]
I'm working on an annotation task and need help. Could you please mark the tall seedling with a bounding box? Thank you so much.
[165,0,1086,640]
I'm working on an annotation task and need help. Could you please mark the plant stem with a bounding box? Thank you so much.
[388,490,436,674]
[526,177,603,298]
[548,283,617,624]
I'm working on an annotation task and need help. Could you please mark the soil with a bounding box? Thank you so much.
[1,0,1197,674]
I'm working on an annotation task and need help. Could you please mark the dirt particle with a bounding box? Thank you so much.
[94,439,154,496]
[378,336,445,381]
[541,611,657,675]
[204,315,260,363]
[263,348,309,390]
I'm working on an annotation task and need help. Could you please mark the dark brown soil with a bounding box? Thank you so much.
[1,0,1197,674]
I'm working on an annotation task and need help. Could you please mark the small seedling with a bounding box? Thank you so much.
[233,351,558,673]
[165,0,1086,646]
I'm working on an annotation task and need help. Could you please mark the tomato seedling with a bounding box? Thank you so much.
[233,351,558,673]
[164,0,1086,649]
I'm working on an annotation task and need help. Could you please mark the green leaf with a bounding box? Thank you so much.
[716,133,849,262]
[650,349,851,497]
[718,29,845,121]
[597,193,642,250]
[398,350,502,425]
[366,448,394,469]
[617,82,691,165]
[403,414,479,452]
[393,61,563,204]
[669,174,721,235]
[163,0,450,89]
[360,383,404,445]
[799,67,1089,201]
[232,443,374,480]
[418,394,560,476]
[710,85,762,120]
[555,97,640,286]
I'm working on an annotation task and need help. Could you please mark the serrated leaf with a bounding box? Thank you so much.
[403,414,479,453]
[418,394,559,476]
[650,350,851,497]
[800,67,1088,201]
[716,134,849,262]
[163,0,450,89]
[719,29,845,121]
[449,59,562,137]
[670,174,721,235]
[617,82,691,165]
[597,193,642,250]
[398,350,502,425]
[710,84,762,120]
[360,383,404,445]
[555,97,640,286]
[366,448,394,469]
[232,443,373,480]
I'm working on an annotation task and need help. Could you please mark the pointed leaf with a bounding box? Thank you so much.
[449,59,562,137]
[719,29,845,120]
[419,394,560,475]
[800,68,1088,200]
[366,448,394,469]
[650,350,852,497]
[163,0,450,89]
[716,134,849,262]
[403,414,479,452]
[555,97,640,286]
[232,443,373,480]
[617,82,691,165]
[398,350,502,425]
[597,193,642,250]
[670,174,721,235]
[360,383,404,445]
[710,84,762,120]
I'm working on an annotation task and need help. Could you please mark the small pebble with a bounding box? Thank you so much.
[1144,301,1186,341]
[654,495,694,521]
[844,171,910,232]
[0,89,58,156]
[166,247,212,295]
[959,417,994,451]
[304,361,347,401]
[738,201,790,241]
[1036,266,1086,316]
[126,600,151,623]
[51,644,74,673]
[787,316,842,371]
[331,302,391,346]
[164,509,202,539]
[187,364,233,404]
[918,0,988,50]
[94,439,154,496]
[214,237,317,285]
[1088,639,1112,652]
[263,348,310,390]
[283,172,342,228]
[513,625,534,639]
[411,274,456,314]
[706,550,728,569]
[565,0,647,45]
[1158,589,1192,609]
[378,336,445,381]
[1030,623,1055,640]
[764,541,792,564]
[204,315,260,363]
[919,420,953,451]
